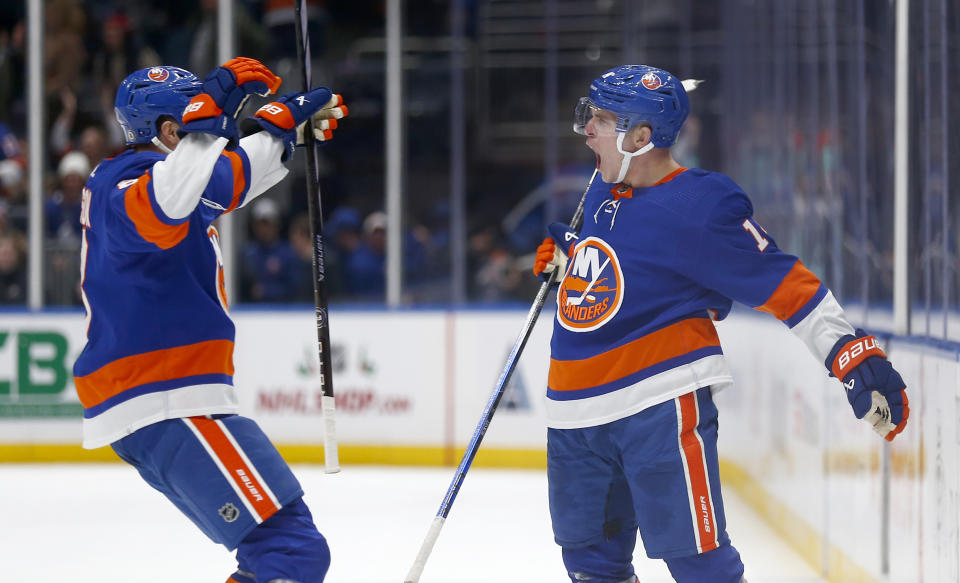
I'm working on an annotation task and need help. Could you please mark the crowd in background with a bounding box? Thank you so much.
[0,0,532,307]
[1,0,955,315]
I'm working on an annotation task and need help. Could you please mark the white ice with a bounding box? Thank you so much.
[2,464,825,582]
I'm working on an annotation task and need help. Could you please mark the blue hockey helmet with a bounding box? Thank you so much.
[114,66,201,146]
[574,65,690,148]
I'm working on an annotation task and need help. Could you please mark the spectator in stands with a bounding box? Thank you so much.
[344,210,387,299]
[49,87,79,160]
[0,199,25,251]
[0,178,27,305]
[241,198,302,302]
[0,230,25,304]
[45,151,88,242]
[187,0,268,75]
[287,212,316,302]
[43,151,87,306]
[0,122,22,161]
[0,20,26,131]
[323,205,362,298]
[470,224,525,303]
[0,159,21,198]
[90,11,161,94]
[263,0,327,62]
[89,10,160,132]
[44,0,87,98]
[0,158,26,227]
[78,124,110,169]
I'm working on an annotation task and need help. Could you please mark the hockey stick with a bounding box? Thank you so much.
[294,0,339,474]
[403,168,599,583]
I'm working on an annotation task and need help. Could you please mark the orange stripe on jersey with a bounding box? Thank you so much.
[677,393,719,553]
[654,166,687,186]
[123,174,189,249]
[74,339,235,408]
[221,151,246,213]
[186,417,281,522]
[548,318,720,392]
[754,260,822,321]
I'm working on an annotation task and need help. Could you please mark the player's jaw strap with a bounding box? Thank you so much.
[614,132,655,183]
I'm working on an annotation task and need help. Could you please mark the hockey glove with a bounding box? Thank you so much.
[181,57,283,146]
[826,329,909,441]
[253,89,348,161]
[533,222,579,283]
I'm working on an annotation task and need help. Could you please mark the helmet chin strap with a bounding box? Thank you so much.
[151,136,174,154]
[613,132,655,183]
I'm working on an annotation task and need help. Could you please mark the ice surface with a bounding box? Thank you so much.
[1,464,825,582]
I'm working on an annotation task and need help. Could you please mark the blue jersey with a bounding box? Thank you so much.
[547,168,854,428]
[74,133,288,448]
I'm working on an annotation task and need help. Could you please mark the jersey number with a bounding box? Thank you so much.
[741,219,769,252]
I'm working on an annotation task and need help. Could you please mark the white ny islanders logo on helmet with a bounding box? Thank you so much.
[557,237,624,332]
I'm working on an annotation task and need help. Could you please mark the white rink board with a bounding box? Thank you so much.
[0,308,555,449]
[450,310,553,448]
[232,310,450,445]
[232,309,554,448]
[716,309,960,581]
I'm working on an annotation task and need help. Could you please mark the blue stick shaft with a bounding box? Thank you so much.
[403,169,597,583]
[434,167,599,520]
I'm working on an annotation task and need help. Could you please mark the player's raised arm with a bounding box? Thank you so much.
[152,57,282,220]
[235,88,348,205]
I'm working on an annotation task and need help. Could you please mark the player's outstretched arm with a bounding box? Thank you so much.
[152,58,282,221]
[826,329,909,441]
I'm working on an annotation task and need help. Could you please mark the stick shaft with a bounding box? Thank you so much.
[294,0,339,473]
[402,169,598,582]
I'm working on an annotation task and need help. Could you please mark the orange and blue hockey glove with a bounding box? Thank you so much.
[253,89,348,161]
[533,222,578,284]
[181,57,282,146]
[826,329,909,441]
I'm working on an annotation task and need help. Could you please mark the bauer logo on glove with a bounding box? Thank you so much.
[826,329,909,441]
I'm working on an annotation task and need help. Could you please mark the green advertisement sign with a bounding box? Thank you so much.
[0,330,83,418]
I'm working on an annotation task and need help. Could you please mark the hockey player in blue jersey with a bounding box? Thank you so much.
[532,65,909,583]
[72,59,346,583]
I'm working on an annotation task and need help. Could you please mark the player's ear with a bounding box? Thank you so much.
[628,124,652,151]
[158,118,181,149]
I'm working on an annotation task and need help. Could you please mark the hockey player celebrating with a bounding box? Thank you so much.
[532,65,909,583]
[72,59,346,583]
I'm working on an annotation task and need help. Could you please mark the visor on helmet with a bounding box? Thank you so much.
[573,97,636,137]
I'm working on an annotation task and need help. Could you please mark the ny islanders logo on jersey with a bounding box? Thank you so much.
[557,236,624,332]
